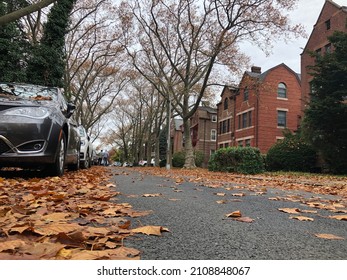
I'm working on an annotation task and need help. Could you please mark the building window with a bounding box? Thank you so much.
[277,110,287,127]
[238,111,252,129]
[277,82,287,98]
[325,19,331,30]
[244,87,249,101]
[224,98,228,110]
[245,139,251,147]
[211,115,217,122]
[325,43,332,54]
[211,129,217,141]
[238,140,243,147]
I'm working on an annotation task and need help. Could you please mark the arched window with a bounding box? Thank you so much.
[278,83,287,98]
[223,98,228,110]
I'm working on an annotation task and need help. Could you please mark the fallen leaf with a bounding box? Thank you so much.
[226,210,242,218]
[233,216,254,223]
[214,192,226,196]
[142,193,162,197]
[278,208,301,214]
[232,193,246,197]
[314,233,345,240]
[290,216,314,221]
[328,215,347,221]
[132,226,169,236]
[216,200,228,204]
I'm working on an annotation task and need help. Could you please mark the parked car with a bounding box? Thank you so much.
[78,126,93,169]
[0,82,80,176]
[138,160,147,166]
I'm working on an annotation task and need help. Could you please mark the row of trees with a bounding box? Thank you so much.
[7,1,345,172]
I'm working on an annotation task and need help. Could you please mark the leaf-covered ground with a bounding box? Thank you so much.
[0,166,165,260]
[0,166,346,259]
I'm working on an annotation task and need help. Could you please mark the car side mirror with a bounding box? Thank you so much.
[66,103,76,118]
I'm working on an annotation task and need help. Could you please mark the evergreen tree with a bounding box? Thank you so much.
[26,0,75,87]
[0,1,29,82]
[303,31,347,174]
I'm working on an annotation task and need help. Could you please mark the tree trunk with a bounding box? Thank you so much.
[0,0,57,26]
[183,118,196,169]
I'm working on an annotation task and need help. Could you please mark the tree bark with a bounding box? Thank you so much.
[0,0,57,26]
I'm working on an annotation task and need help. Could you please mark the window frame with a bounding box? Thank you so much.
[277,82,287,99]
[277,110,287,128]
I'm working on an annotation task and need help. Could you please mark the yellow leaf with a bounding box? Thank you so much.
[314,233,345,240]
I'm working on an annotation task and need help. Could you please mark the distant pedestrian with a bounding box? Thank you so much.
[102,150,109,166]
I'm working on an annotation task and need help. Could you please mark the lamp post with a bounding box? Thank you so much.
[166,97,171,170]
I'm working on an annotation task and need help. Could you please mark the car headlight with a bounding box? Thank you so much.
[4,107,50,119]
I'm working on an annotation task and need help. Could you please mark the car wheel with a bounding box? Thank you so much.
[47,132,66,176]
[68,146,80,171]
[82,151,90,169]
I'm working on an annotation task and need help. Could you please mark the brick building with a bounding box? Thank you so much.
[217,64,302,153]
[301,0,347,110]
[216,86,237,148]
[190,106,217,167]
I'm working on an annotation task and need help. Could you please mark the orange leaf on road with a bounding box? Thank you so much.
[314,233,345,240]
[132,226,169,236]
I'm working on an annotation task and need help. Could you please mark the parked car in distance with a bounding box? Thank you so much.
[0,82,80,176]
[78,126,93,169]
[138,160,147,166]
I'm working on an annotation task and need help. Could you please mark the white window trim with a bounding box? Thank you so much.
[236,107,255,116]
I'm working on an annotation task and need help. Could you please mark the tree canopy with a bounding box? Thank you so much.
[303,31,347,174]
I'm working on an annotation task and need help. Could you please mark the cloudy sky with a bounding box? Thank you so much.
[244,0,347,74]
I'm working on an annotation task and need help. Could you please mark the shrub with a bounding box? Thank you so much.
[266,135,317,172]
[208,146,264,174]
[172,150,204,168]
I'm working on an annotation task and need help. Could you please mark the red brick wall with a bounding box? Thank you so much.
[301,1,347,111]
[234,64,301,153]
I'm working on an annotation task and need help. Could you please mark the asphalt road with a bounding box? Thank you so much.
[111,167,347,260]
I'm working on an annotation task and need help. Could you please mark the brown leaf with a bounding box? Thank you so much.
[132,226,169,236]
[226,210,242,218]
[232,193,246,197]
[142,193,162,197]
[328,215,347,221]
[290,216,314,221]
[233,216,254,223]
[278,208,301,214]
[314,233,345,240]
[0,240,26,252]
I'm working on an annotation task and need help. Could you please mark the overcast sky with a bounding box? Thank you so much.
[244,0,347,74]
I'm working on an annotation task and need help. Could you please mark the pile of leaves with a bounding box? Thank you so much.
[0,167,165,260]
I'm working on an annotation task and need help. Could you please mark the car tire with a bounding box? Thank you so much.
[82,151,90,169]
[68,145,80,171]
[47,132,66,176]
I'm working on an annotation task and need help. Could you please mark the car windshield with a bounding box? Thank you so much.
[0,83,58,101]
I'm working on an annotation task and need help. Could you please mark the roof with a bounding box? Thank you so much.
[244,63,301,84]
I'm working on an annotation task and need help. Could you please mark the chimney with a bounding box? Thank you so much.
[251,66,261,74]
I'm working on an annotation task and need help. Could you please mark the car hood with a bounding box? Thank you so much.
[0,96,56,111]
